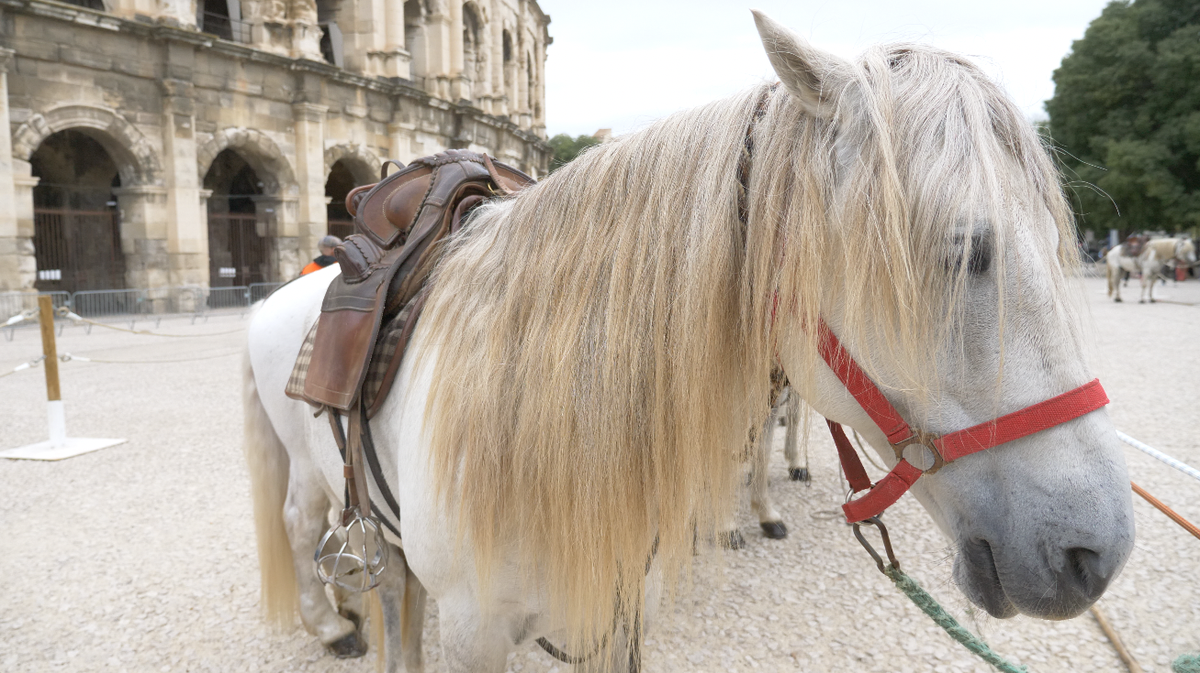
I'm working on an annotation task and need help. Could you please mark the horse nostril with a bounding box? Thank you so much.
[1064,547,1110,601]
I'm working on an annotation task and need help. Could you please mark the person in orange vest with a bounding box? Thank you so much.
[301,235,342,275]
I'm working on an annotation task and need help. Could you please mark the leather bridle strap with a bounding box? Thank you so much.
[817,318,1110,523]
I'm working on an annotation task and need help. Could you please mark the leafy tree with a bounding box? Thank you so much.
[1045,0,1200,236]
[548,133,601,172]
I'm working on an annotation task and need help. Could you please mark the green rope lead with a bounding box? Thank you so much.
[1174,653,1200,673]
[883,565,1028,673]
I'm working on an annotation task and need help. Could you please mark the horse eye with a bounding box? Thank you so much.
[967,240,991,275]
[946,234,992,276]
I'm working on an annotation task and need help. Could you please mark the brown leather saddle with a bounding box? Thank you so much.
[300,150,534,415]
[1124,234,1149,258]
[286,150,533,535]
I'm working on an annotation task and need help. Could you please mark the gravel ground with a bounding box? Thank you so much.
[1,275,1197,673]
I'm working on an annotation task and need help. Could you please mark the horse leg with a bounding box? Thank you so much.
[282,472,365,657]
[782,391,808,482]
[751,414,787,539]
[365,545,425,673]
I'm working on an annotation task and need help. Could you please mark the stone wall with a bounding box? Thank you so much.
[0,0,550,293]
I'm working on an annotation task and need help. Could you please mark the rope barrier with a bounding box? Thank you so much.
[55,307,245,338]
[1130,482,1200,541]
[59,351,241,365]
[1117,431,1200,483]
[882,564,1028,672]
[0,355,46,379]
[4,309,35,327]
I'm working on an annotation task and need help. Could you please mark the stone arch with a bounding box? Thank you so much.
[11,104,163,186]
[196,128,298,196]
[323,142,380,184]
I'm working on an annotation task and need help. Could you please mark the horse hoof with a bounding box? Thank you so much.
[719,530,746,550]
[340,610,362,631]
[327,631,368,659]
[1114,297,1122,303]
[789,467,810,482]
[1139,299,1145,304]
[1150,299,1156,303]
[760,521,788,539]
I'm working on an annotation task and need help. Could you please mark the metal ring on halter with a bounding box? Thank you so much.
[891,430,945,474]
[851,516,900,574]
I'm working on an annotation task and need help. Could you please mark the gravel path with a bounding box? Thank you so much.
[1,276,1197,673]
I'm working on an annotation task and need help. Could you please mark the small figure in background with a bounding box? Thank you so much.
[301,235,342,276]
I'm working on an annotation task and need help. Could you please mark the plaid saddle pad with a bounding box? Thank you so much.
[286,292,422,411]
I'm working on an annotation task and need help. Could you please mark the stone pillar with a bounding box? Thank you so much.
[252,195,301,282]
[160,62,208,288]
[381,0,412,78]
[492,16,506,116]
[425,7,452,98]
[0,47,35,291]
[113,185,170,308]
[292,102,328,261]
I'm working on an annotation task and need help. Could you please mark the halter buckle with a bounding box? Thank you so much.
[891,430,945,475]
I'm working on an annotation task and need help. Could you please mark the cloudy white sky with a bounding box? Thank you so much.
[539,0,1114,138]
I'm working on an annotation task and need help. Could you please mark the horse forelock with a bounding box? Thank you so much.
[764,43,1080,403]
[415,41,1079,654]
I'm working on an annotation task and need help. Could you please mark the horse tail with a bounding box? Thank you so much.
[242,349,299,628]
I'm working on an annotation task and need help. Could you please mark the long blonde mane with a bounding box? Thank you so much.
[417,43,1078,651]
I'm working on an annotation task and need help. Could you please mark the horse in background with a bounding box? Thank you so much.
[1106,236,1196,302]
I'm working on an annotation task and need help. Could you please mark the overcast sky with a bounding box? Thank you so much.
[539,1,1114,138]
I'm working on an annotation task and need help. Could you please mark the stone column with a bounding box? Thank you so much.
[292,102,328,261]
[113,185,170,308]
[382,0,412,78]
[160,60,208,288]
[492,15,506,116]
[425,5,452,98]
[0,47,35,291]
[252,194,301,282]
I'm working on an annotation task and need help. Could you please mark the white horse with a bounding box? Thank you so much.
[1106,237,1196,302]
[244,12,1135,671]
[722,381,805,548]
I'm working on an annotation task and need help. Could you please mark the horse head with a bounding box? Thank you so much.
[754,12,1135,620]
[1176,238,1196,265]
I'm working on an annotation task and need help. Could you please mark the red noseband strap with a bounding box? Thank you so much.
[817,318,1110,523]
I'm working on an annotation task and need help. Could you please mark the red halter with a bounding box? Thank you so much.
[816,318,1110,523]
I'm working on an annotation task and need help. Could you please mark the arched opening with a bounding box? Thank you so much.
[198,0,246,42]
[462,3,482,88]
[325,159,368,240]
[526,52,534,112]
[204,149,268,287]
[502,29,514,102]
[30,129,125,293]
[317,0,344,67]
[404,0,426,78]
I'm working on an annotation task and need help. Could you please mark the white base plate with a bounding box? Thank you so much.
[0,437,127,461]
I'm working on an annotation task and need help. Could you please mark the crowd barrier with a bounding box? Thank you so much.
[1,282,287,333]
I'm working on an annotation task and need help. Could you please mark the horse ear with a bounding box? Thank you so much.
[751,10,850,119]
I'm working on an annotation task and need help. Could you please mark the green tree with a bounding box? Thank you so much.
[1045,0,1200,236]
[548,133,601,172]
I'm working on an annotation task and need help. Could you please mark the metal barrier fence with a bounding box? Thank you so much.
[205,286,252,313]
[71,289,149,323]
[1,291,71,321]
[249,282,283,303]
[3,281,290,332]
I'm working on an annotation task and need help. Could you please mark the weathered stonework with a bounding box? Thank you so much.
[0,0,551,293]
